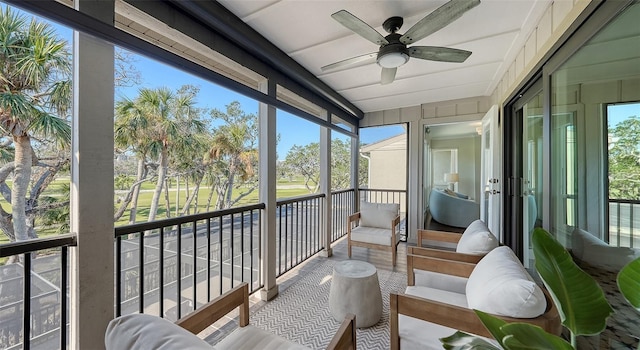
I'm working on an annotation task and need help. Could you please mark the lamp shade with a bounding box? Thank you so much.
[444,173,459,183]
[377,51,409,68]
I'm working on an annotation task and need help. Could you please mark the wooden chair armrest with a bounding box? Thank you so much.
[408,246,483,264]
[176,282,249,334]
[347,212,361,224]
[417,229,462,247]
[392,215,401,227]
[390,292,495,340]
[407,253,476,280]
[326,313,356,350]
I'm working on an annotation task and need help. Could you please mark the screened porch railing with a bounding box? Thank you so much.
[0,234,76,350]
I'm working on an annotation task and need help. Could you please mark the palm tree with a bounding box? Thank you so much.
[115,85,205,222]
[207,101,258,210]
[0,8,71,242]
[114,97,151,223]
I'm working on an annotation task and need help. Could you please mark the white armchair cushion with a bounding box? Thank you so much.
[456,220,498,255]
[399,286,497,350]
[359,202,399,229]
[105,314,214,350]
[350,226,393,245]
[466,246,546,318]
[413,270,467,294]
[217,325,310,350]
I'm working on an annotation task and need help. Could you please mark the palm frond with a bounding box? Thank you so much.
[28,111,71,148]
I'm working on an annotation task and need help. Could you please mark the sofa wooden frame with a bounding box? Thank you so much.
[347,211,401,266]
[390,247,562,350]
[177,282,357,350]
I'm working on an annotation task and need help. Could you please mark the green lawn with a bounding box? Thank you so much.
[0,177,314,245]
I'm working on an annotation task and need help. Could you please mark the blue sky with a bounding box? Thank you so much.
[608,103,640,127]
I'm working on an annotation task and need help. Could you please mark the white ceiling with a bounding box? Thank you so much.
[218,0,551,114]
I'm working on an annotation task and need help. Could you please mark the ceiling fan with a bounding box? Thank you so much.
[321,0,481,85]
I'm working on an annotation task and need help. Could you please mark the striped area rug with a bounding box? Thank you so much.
[248,258,407,349]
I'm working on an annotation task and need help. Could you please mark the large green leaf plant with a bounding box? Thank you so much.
[441,228,640,349]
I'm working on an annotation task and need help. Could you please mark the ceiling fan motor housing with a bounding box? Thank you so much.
[377,33,409,68]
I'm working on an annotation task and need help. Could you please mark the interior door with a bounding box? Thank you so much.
[480,105,501,240]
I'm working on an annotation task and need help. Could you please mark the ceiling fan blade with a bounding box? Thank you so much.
[409,46,472,63]
[321,52,377,72]
[331,10,389,46]
[381,67,397,85]
[400,0,480,45]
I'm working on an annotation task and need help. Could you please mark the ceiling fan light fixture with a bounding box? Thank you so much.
[377,51,409,68]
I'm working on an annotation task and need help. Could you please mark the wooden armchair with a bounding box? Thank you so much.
[106,283,356,350]
[391,246,561,349]
[347,202,401,266]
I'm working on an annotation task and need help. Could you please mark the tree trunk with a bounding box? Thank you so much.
[225,172,235,209]
[148,148,167,222]
[206,180,215,212]
[114,177,148,222]
[193,176,201,214]
[214,182,228,210]
[163,176,171,218]
[181,176,202,215]
[175,175,180,217]
[12,135,32,241]
[184,177,190,215]
[128,158,146,224]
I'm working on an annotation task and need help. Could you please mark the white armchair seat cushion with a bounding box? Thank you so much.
[105,314,215,350]
[466,246,546,318]
[350,226,393,246]
[405,285,467,308]
[413,270,468,294]
[359,202,399,229]
[456,220,498,255]
[400,286,488,350]
[217,325,310,350]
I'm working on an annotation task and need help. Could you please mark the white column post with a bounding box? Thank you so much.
[320,125,332,257]
[258,80,278,301]
[407,121,420,243]
[70,1,115,348]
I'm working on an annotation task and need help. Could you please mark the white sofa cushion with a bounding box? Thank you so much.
[217,325,310,350]
[350,226,392,245]
[466,246,546,318]
[456,219,498,255]
[359,202,398,229]
[571,228,639,271]
[105,314,214,350]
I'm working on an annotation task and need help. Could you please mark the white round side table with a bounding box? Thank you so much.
[328,260,382,328]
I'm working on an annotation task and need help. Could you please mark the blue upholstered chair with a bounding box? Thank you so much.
[428,188,479,228]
